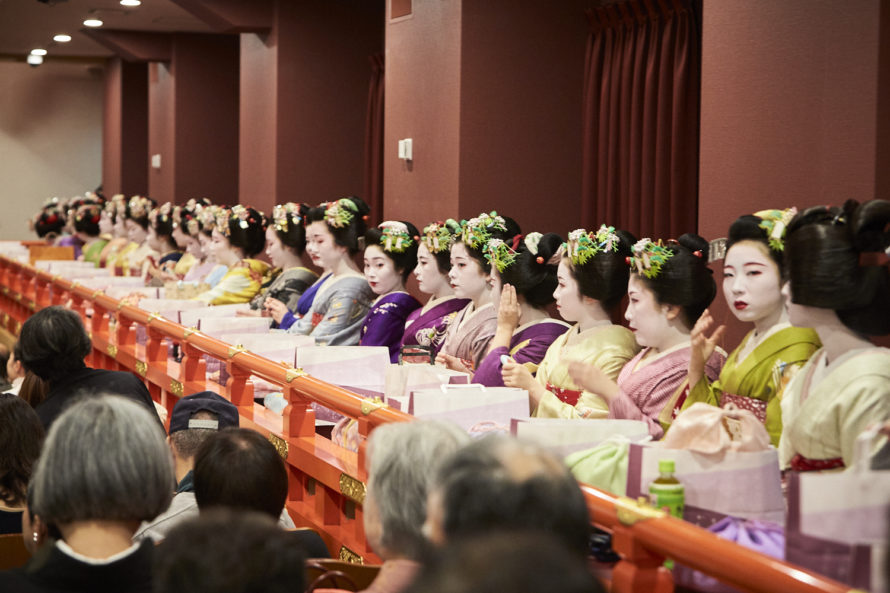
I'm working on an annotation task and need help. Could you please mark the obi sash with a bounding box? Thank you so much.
[547,382,582,406]
[789,454,845,472]
[721,392,768,424]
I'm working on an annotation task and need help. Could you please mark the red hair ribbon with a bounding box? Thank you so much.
[511,234,523,251]
[693,250,703,258]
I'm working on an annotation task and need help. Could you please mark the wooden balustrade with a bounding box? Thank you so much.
[0,253,857,593]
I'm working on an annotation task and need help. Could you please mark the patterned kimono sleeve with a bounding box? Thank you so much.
[193,268,254,305]
[307,285,373,346]
[837,376,890,467]
[682,376,721,411]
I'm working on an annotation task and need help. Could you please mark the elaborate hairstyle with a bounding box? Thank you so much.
[195,203,223,238]
[307,196,371,255]
[564,226,636,312]
[72,203,102,237]
[365,421,469,560]
[30,396,174,525]
[194,428,288,520]
[495,232,563,309]
[154,509,306,593]
[215,205,266,258]
[421,220,462,274]
[149,202,176,237]
[33,201,66,239]
[270,202,310,256]
[18,306,92,383]
[432,436,590,555]
[125,195,157,230]
[176,198,213,238]
[785,199,890,335]
[365,221,421,282]
[725,208,797,272]
[456,212,522,274]
[0,394,45,507]
[629,234,716,329]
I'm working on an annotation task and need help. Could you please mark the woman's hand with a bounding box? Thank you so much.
[502,357,548,408]
[567,361,619,403]
[435,352,474,374]
[263,298,289,324]
[496,284,521,332]
[688,309,725,387]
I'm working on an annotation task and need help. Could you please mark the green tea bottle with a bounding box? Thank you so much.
[649,459,684,519]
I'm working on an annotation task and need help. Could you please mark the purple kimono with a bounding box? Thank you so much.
[360,291,422,362]
[400,295,470,357]
[56,235,84,259]
[474,319,571,387]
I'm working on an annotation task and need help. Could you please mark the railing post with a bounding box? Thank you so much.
[610,526,674,593]
[226,359,255,409]
[282,386,316,439]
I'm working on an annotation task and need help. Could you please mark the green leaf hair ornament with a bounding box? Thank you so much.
[379,221,415,253]
[754,207,797,252]
[563,225,620,266]
[484,239,517,273]
[460,211,507,249]
[628,238,674,279]
[324,198,357,229]
[421,220,458,254]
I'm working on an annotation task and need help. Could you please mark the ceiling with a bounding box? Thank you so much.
[0,0,213,60]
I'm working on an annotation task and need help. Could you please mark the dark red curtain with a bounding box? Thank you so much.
[363,53,385,224]
[581,0,701,240]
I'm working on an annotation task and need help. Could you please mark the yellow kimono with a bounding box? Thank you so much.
[681,325,820,446]
[173,252,197,278]
[533,324,641,419]
[110,241,138,274]
[193,258,272,305]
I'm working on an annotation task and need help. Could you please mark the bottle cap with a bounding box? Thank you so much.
[659,459,675,474]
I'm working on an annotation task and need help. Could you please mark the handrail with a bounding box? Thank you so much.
[0,253,857,593]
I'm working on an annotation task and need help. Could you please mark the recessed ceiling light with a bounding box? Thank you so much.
[26,55,44,66]
[83,18,104,27]
[120,0,141,6]
[53,34,72,43]
[30,48,48,56]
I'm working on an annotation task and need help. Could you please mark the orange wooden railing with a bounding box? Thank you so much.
[0,253,856,593]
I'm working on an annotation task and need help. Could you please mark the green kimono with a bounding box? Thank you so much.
[681,325,820,446]
[81,237,109,266]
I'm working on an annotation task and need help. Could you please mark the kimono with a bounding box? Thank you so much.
[56,234,83,259]
[400,295,470,357]
[110,241,138,274]
[439,302,497,371]
[359,292,422,362]
[193,259,271,305]
[172,252,197,278]
[609,345,725,439]
[778,347,890,471]
[81,237,108,266]
[98,237,129,269]
[533,324,640,419]
[473,319,571,387]
[249,266,318,312]
[287,274,374,346]
[278,273,331,330]
[681,325,821,446]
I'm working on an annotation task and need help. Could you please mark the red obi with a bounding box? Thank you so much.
[721,392,768,424]
[789,454,845,472]
[547,382,582,406]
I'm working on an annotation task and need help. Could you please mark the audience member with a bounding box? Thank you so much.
[361,421,469,593]
[0,394,45,534]
[0,343,12,392]
[135,391,239,541]
[2,342,26,395]
[16,306,158,429]
[0,396,174,593]
[153,509,306,593]
[424,435,591,556]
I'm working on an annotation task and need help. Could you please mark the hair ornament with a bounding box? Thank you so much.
[460,211,507,250]
[378,221,414,253]
[127,196,151,220]
[421,221,457,254]
[754,207,797,252]
[563,225,620,266]
[324,198,357,228]
[75,204,101,225]
[693,250,703,258]
[484,239,518,273]
[272,202,301,234]
[149,202,174,228]
[628,238,674,279]
[524,232,543,256]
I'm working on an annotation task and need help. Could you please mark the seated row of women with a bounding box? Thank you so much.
[29,194,890,471]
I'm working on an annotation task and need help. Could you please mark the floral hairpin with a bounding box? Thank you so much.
[128,196,151,220]
[149,202,173,228]
[379,221,414,253]
[564,225,620,266]
[325,198,357,228]
[421,220,459,254]
[484,239,517,273]
[627,238,673,279]
[273,203,301,234]
[754,207,797,252]
[75,204,101,224]
[460,212,507,249]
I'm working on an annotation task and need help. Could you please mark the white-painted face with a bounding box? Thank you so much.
[553,258,585,323]
[414,243,449,296]
[781,280,817,328]
[210,228,238,266]
[171,224,190,250]
[448,242,489,301]
[624,274,672,348]
[146,226,164,252]
[98,212,114,236]
[265,227,290,269]
[125,219,147,245]
[722,241,783,325]
[305,220,345,272]
[364,244,402,296]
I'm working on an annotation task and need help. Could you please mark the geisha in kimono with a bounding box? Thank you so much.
[249,203,318,323]
[144,203,184,284]
[72,203,108,266]
[358,221,421,362]
[285,197,374,345]
[400,221,470,358]
[681,209,821,446]
[182,203,229,287]
[98,195,130,269]
[115,196,159,277]
[193,205,271,305]
[436,212,521,373]
[568,235,726,439]
[505,226,640,417]
[778,200,890,471]
[474,232,570,387]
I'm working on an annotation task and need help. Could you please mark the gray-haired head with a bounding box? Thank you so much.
[31,395,174,526]
[364,420,469,560]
